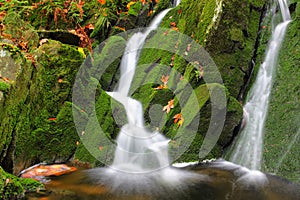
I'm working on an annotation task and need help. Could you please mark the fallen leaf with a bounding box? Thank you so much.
[5,178,9,186]
[127,1,136,10]
[171,54,175,61]
[161,75,169,85]
[85,24,94,30]
[173,113,184,127]
[1,77,10,82]
[39,38,49,46]
[98,0,106,5]
[114,26,126,31]
[155,75,169,90]
[186,43,191,52]
[171,27,179,31]
[19,41,28,51]
[170,22,176,27]
[163,99,174,113]
[48,117,57,121]
[78,47,86,58]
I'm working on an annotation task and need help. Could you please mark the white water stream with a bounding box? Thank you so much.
[107,9,172,173]
[229,0,291,170]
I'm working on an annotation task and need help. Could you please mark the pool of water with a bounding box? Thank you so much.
[26,160,300,200]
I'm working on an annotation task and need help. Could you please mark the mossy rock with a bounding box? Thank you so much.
[263,5,300,182]
[0,167,43,200]
[0,82,10,92]
[0,40,84,172]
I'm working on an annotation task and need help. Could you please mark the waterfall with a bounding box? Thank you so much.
[229,0,291,170]
[107,9,172,173]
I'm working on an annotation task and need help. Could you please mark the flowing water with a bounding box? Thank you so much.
[229,0,291,170]
[107,8,172,173]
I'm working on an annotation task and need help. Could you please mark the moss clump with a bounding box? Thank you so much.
[0,82,10,92]
[0,167,43,200]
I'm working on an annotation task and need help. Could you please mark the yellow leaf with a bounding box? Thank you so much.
[78,47,86,58]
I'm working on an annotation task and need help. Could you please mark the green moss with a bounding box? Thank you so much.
[0,40,84,170]
[263,8,300,182]
[0,167,43,200]
[0,82,10,92]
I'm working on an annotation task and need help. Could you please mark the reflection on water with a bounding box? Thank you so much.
[26,160,300,200]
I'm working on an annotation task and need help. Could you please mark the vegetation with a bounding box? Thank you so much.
[0,0,298,198]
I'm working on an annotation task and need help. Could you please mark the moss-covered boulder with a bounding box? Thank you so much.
[0,40,85,173]
[0,166,43,200]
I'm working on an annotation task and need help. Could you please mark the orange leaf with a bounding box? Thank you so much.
[48,117,57,121]
[163,99,174,113]
[1,77,10,82]
[161,75,169,85]
[154,85,167,90]
[99,146,104,151]
[171,27,179,31]
[115,26,126,32]
[85,23,94,30]
[170,22,176,27]
[173,113,184,127]
[98,0,106,5]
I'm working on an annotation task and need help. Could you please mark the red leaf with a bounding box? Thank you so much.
[48,117,57,121]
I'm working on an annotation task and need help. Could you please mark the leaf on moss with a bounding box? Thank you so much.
[173,113,184,127]
[163,99,174,113]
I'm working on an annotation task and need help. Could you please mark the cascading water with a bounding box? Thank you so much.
[107,8,172,173]
[229,0,291,170]
[77,5,207,197]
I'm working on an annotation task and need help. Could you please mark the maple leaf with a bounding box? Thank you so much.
[173,113,184,127]
[163,99,174,113]
[155,75,169,90]
[161,75,169,85]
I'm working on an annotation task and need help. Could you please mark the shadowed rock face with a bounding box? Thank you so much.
[25,160,300,200]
